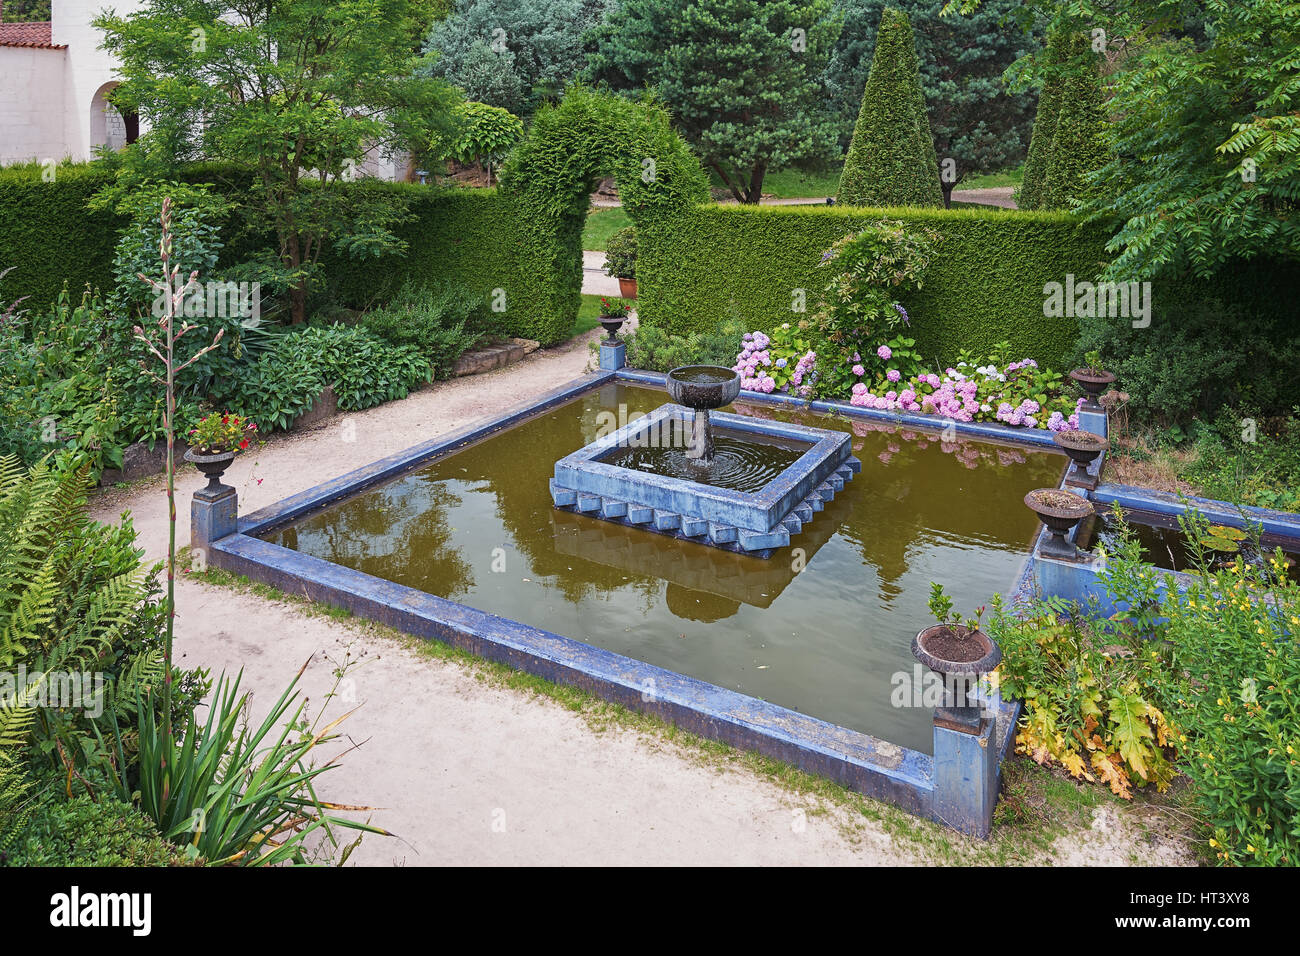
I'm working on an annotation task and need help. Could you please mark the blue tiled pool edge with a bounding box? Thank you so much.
[203,368,1048,837]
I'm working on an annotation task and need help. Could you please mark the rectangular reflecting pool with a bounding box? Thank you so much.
[261,382,1064,754]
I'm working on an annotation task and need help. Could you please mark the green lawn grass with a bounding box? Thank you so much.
[582,206,632,251]
[572,293,606,338]
[706,166,841,199]
[958,165,1024,190]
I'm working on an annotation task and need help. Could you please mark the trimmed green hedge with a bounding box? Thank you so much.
[638,202,1110,367]
[0,165,121,312]
[0,167,535,336]
[323,184,523,316]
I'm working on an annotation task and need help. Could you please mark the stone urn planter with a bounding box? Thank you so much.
[184,447,239,493]
[1053,429,1109,487]
[599,316,625,340]
[1024,487,1094,559]
[912,623,1002,730]
[618,277,638,299]
[1068,366,1116,408]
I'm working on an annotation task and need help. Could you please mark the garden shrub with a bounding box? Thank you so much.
[1183,408,1300,513]
[103,185,246,403]
[836,7,942,208]
[1,792,193,867]
[624,318,745,372]
[1073,279,1300,425]
[224,324,431,431]
[992,511,1300,865]
[1041,35,1109,211]
[1158,526,1300,866]
[603,225,637,279]
[0,286,202,474]
[1018,28,1071,212]
[0,163,120,313]
[362,279,492,379]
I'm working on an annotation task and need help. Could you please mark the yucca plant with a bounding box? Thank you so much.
[101,666,386,865]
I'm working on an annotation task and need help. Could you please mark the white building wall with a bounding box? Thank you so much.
[0,47,68,165]
[52,0,145,158]
[2,0,403,179]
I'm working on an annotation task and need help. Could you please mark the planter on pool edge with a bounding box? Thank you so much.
[618,277,637,299]
[599,316,624,340]
[1068,367,1116,409]
[912,624,1002,732]
[1025,487,1093,560]
[1053,429,1109,485]
[184,447,239,493]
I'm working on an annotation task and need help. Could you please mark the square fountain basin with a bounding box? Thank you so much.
[549,403,860,557]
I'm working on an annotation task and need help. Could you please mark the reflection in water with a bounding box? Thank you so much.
[266,384,1065,754]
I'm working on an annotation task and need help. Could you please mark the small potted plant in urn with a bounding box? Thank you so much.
[602,226,637,298]
[597,296,633,340]
[1068,350,1116,408]
[184,412,257,491]
[912,583,1002,731]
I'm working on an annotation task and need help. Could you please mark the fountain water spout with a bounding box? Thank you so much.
[665,366,742,467]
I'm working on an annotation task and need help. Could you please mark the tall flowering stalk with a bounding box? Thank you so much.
[133,197,225,802]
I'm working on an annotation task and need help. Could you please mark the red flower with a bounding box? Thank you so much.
[239,439,250,450]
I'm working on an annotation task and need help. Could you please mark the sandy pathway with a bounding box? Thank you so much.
[89,329,1187,866]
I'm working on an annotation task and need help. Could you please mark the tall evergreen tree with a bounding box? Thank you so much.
[836,7,941,207]
[823,1,1039,206]
[1018,28,1071,211]
[1041,35,1108,210]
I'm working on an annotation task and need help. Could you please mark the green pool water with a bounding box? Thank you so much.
[265,383,1064,753]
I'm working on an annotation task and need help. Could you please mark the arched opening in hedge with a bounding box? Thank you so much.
[495,87,708,345]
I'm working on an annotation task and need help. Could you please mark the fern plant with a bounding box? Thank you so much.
[0,455,164,845]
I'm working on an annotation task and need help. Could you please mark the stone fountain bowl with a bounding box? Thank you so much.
[666,365,741,410]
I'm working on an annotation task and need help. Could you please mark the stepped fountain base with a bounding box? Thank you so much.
[550,403,859,558]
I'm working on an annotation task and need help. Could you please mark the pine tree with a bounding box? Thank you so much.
[1041,36,1108,210]
[836,7,942,207]
[586,0,840,204]
[1018,28,1071,211]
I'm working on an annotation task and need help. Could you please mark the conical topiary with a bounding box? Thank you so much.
[1041,35,1109,210]
[836,7,942,208]
[1018,28,1071,211]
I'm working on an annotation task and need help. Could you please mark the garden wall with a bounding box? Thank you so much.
[637,203,1111,368]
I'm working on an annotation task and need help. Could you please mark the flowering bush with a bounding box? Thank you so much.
[732,324,817,396]
[188,412,256,454]
[598,297,633,318]
[846,352,1082,430]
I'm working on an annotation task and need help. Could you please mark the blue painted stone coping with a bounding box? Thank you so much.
[1091,482,1300,539]
[550,402,860,557]
[614,369,1066,449]
[201,367,1029,837]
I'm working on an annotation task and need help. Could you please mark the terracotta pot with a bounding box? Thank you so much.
[1024,487,1093,559]
[184,447,239,493]
[618,277,638,299]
